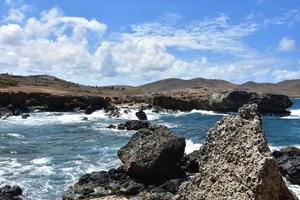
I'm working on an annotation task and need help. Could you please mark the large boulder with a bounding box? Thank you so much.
[178,104,297,200]
[117,125,186,182]
[273,147,300,185]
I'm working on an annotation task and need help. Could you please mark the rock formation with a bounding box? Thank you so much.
[117,125,186,182]
[0,185,23,200]
[153,90,292,115]
[0,91,110,118]
[273,147,300,185]
[135,109,148,120]
[178,104,297,200]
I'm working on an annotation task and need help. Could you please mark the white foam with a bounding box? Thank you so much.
[185,139,202,154]
[190,109,227,116]
[282,109,300,119]
[6,133,24,139]
[269,144,300,152]
[31,157,52,165]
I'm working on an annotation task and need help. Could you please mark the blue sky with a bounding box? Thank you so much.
[0,0,299,85]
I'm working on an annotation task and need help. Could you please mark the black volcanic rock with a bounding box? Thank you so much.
[0,92,111,113]
[117,120,150,130]
[135,109,147,120]
[117,125,186,182]
[0,185,23,200]
[273,147,300,185]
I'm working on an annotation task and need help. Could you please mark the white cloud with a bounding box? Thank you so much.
[272,69,300,81]
[277,37,296,51]
[0,6,296,85]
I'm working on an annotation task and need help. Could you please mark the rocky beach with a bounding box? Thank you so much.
[0,75,300,199]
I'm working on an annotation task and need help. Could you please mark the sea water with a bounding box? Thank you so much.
[0,99,300,199]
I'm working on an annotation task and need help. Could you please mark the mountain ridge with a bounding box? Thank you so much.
[0,74,300,97]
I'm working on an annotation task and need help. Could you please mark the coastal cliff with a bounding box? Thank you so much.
[153,90,292,115]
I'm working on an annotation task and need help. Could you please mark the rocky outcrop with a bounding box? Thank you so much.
[104,105,120,118]
[0,92,110,117]
[135,110,147,120]
[152,90,292,115]
[63,125,194,200]
[117,120,150,131]
[178,104,297,200]
[0,185,23,200]
[273,147,300,185]
[117,125,186,182]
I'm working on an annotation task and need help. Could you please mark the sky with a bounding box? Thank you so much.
[0,0,299,86]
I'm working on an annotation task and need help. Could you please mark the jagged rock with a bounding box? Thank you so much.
[117,120,150,131]
[105,105,120,118]
[273,147,300,185]
[178,104,297,200]
[135,110,147,120]
[0,185,23,200]
[117,125,186,182]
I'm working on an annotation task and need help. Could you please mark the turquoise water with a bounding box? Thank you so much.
[0,99,300,199]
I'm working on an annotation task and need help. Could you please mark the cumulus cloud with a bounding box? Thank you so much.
[277,37,296,51]
[0,5,298,85]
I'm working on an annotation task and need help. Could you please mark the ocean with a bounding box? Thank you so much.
[0,99,300,200]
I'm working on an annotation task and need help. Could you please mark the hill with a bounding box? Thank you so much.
[0,73,300,97]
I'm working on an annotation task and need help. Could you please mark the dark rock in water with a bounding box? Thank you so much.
[117,120,150,131]
[0,91,111,112]
[273,147,300,185]
[81,117,88,121]
[0,185,23,200]
[117,125,186,182]
[21,113,30,119]
[105,105,120,118]
[84,106,96,114]
[107,124,116,129]
[135,110,147,120]
[178,104,297,200]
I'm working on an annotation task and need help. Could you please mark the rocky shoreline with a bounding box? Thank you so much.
[60,104,299,200]
[0,90,293,120]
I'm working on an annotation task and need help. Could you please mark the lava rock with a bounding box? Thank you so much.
[117,120,150,131]
[135,110,147,120]
[273,146,300,185]
[0,185,23,200]
[117,125,186,182]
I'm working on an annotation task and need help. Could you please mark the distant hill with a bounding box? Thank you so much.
[237,80,300,97]
[0,74,300,97]
[138,78,237,93]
